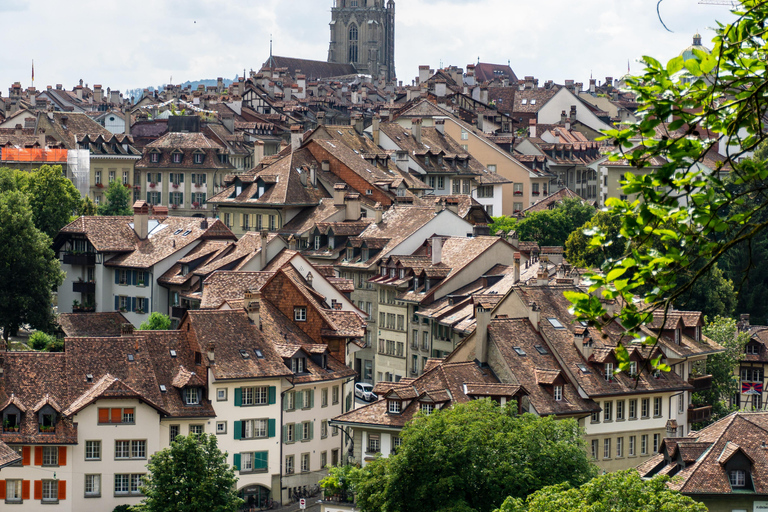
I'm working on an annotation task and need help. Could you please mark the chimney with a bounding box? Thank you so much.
[38,128,46,148]
[207,342,215,364]
[514,252,521,283]
[110,89,121,104]
[306,271,313,287]
[14,124,22,136]
[133,200,150,240]
[124,112,131,136]
[290,125,303,151]
[372,114,381,145]
[412,118,422,144]
[310,164,317,186]
[475,303,491,364]
[528,118,536,138]
[434,79,446,97]
[524,76,534,90]
[561,110,567,125]
[472,224,490,236]
[574,327,593,360]
[569,105,577,123]
[298,167,308,186]
[244,290,261,327]
[316,111,326,126]
[222,114,235,134]
[445,199,459,215]
[321,160,330,172]
[418,65,430,85]
[374,202,383,223]
[260,230,269,269]
[431,236,444,265]
[75,86,83,100]
[605,77,614,89]
[537,260,549,286]
[333,183,347,206]
[94,84,103,103]
[288,235,298,250]
[507,230,518,247]
[434,197,445,213]
[345,193,361,221]
[354,114,364,136]
[528,301,541,329]
[121,323,134,337]
[435,118,445,134]
[589,79,596,94]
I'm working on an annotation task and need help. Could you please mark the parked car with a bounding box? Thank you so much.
[354,382,377,402]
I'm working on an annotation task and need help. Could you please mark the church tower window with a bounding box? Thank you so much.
[349,25,359,63]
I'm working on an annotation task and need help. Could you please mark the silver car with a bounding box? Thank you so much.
[354,382,377,402]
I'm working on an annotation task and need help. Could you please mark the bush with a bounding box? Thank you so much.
[29,331,54,351]
[45,337,65,352]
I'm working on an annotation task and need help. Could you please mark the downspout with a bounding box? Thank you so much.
[279,375,295,504]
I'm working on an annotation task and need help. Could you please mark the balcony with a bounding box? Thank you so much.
[171,305,188,319]
[688,405,712,423]
[62,253,95,266]
[688,374,713,391]
[73,281,95,294]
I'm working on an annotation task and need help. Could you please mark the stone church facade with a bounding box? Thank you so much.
[328,0,396,82]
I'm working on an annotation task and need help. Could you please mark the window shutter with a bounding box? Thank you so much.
[98,408,109,423]
[114,296,119,310]
[34,480,42,500]
[0,480,5,500]
[309,389,314,409]
[234,388,242,407]
[115,270,119,284]
[58,480,66,500]
[111,408,122,424]
[58,446,67,466]
[22,446,30,465]
[132,270,138,285]
[295,390,303,408]
[179,173,184,183]
[233,453,241,471]
[34,446,43,466]
[21,480,30,500]
[234,421,242,440]
[255,451,268,470]
[283,394,290,411]
[268,386,276,405]
[283,425,288,441]
[294,423,300,441]
[268,419,276,438]
[131,297,137,312]
[309,421,314,440]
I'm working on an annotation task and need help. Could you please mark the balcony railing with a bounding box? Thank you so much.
[688,374,713,391]
[62,253,95,266]
[171,305,188,319]
[73,281,95,294]
[688,405,712,423]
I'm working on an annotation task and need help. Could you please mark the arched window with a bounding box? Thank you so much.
[348,25,358,63]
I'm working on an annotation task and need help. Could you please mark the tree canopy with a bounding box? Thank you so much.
[98,180,133,216]
[135,434,242,512]
[515,198,595,247]
[498,470,706,512]
[355,399,596,512]
[489,215,517,236]
[565,1,768,376]
[0,190,64,340]
[139,312,171,330]
[564,210,625,268]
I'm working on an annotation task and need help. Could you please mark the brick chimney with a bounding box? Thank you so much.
[528,118,536,138]
[372,113,381,145]
[412,118,422,144]
[260,230,268,269]
[133,200,149,239]
[475,303,491,364]
[514,252,521,283]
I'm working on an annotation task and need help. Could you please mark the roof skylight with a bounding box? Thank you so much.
[547,318,565,329]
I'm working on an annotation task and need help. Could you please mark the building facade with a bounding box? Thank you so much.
[328,0,395,81]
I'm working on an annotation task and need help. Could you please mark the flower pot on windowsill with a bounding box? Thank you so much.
[4,426,19,432]
[192,202,200,209]
[532,191,540,196]
[172,183,179,189]
[96,183,104,188]
[513,191,523,196]
[149,183,156,188]
[171,204,178,209]
[124,183,132,188]
[119,307,127,312]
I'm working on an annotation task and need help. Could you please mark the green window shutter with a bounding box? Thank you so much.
[268,386,276,405]
[294,424,300,441]
[283,393,290,411]
[283,425,288,442]
[295,390,303,408]
[115,270,120,284]
[309,389,314,409]
[233,453,241,471]
[131,297,136,312]
[255,451,268,470]
[234,388,242,407]
[268,419,276,438]
[234,421,242,440]
[309,421,314,440]
[114,296,119,310]
[179,173,184,183]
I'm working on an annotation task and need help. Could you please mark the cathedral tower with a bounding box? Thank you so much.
[328,0,395,82]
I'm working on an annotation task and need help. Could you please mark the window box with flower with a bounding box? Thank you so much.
[532,191,540,196]
[192,201,200,209]
[171,204,178,209]
[172,183,179,189]
[513,191,523,196]
[149,182,156,189]
[96,183,104,188]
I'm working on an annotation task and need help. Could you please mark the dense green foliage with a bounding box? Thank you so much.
[98,180,133,216]
[489,215,517,236]
[29,331,54,350]
[565,1,768,375]
[139,312,172,330]
[135,434,242,512]
[498,470,707,512]
[564,210,625,268]
[0,190,64,340]
[355,399,596,512]
[515,199,595,247]
[78,195,98,216]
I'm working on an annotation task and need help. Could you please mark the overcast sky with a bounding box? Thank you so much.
[0,0,737,95]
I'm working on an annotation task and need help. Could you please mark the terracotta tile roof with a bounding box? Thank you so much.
[57,312,130,337]
[261,56,356,80]
[522,187,591,215]
[200,271,274,309]
[280,198,345,236]
[0,440,21,468]
[474,63,519,84]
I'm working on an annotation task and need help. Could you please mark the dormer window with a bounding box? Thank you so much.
[629,361,637,376]
[184,387,201,405]
[420,403,434,415]
[150,152,159,163]
[424,155,430,166]
[730,469,746,488]
[346,248,354,260]
[381,266,386,276]
[695,325,701,341]
[674,328,680,345]
[172,152,182,164]
[294,307,307,322]
[554,385,563,401]
[193,153,204,164]
[604,363,614,381]
[388,400,401,414]
[747,343,761,355]
[2,405,20,432]
[291,357,306,374]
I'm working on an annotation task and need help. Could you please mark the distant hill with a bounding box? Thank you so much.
[126,77,236,103]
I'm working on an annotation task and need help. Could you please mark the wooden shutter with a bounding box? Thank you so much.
[294,423,300,441]
[309,421,314,440]
[98,408,109,423]
[34,446,43,466]
[131,297,137,312]
[115,270,120,284]
[22,446,30,465]
[58,446,67,466]
[111,408,122,424]
[309,389,314,408]
[233,453,241,471]
[114,295,119,310]
[234,388,242,407]
[58,480,66,500]
[268,419,276,438]
[33,480,42,500]
[233,421,242,440]
[295,390,303,409]
[268,386,276,405]
[255,451,268,470]
[21,480,30,500]
[0,480,6,500]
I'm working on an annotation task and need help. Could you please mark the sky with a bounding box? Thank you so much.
[0,0,739,95]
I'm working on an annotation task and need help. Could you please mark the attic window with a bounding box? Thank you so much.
[239,349,251,359]
[182,230,192,236]
[174,229,183,235]
[170,350,177,357]
[172,153,182,164]
[513,347,526,356]
[127,354,134,362]
[150,153,159,163]
[160,385,167,392]
[254,349,264,359]
[534,345,548,355]
[530,99,536,105]
[366,189,373,195]
[86,374,94,383]
[577,363,590,373]
[193,153,204,164]
[730,470,746,488]
[547,318,565,329]
[521,99,527,105]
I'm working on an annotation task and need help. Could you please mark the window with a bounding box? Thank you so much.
[301,453,310,472]
[217,421,227,434]
[150,152,159,163]
[239,451,268,473]
[185,387,200,405]
[653,433,660,453]
[269,215,276,230]
[190,424,204,435]
[591,410,600,423]
[641,398,650,418]
[421,403,434,415]
[194,153,204,164]
[170,191,183,207]
[85,474,100,497]
[616,437,624,458]
[321,451,328,468]
[388,400,401,414]
[422,331,429,350]
[98,407,134,424]
[114,474,143,496]
[294,307,307,321]
[591,439,598,460]
[604,363,614,381]
[42,479,58,503]
[679,394,685,414]
[286,455,294,474]
[629,361,637,376]
[123,171,129,185]
[629,436,636,456]
[286,423,295,443]
[169,424,180,444]
[653,397,662,417]
[241,386,269,406]
[242,419,269,439]
[6,479,22,502]
[115,440,146,459]
[321,420,328,438]
[641,435,648,455]
[85,440,101,460]
[321,388,328,407]
[172,153,182,164]
[109,170,116,183]
[217,388,227,401]
[438,176,445,189]
[367,434,380,453]
[477,185,494,198]
[95,170,102,184]
[554,385,563,401]
[146,191,161,205]
[616,400,624,420]
[302,421,312,441]
[392,436,402,454]
[603,438,611,459]
[629,399,637,419]
[348,24,358,63]
[42,446,58,466]
[603,401,612,422]
[332,386,339,405]
[730,469,746,487]
[302,390,312,409]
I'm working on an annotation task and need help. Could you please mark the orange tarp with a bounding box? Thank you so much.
[0,147,68,162]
